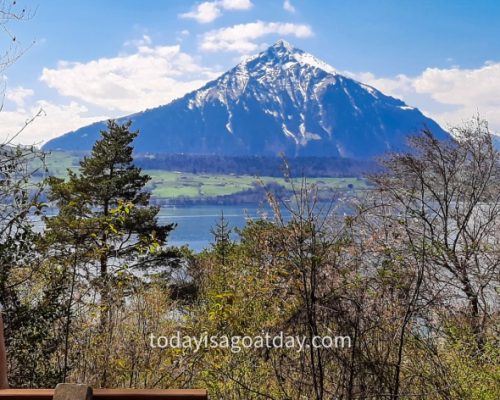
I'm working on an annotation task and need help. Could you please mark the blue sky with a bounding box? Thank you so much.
[1,0,500,145]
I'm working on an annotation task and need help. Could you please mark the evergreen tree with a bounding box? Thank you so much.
[45,120,177,326]
[209,211,234,267]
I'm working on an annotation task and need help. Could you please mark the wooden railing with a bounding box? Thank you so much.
[0,389,207,400]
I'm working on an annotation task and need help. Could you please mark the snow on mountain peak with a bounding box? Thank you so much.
[189,40,339,109]
[251,39,338,75]
[292,51,337,75]
[271,39,295,52]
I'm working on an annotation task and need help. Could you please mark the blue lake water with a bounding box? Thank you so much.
[157,204,275,252]
[38,203,306,252]
[37,204,274,253]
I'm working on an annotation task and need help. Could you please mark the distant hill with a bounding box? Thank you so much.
[133,153,378,178]
[44,40,449,159]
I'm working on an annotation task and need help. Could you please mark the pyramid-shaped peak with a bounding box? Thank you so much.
[265,39,302,58]
[43,36,450,160]
[270,39,296,52]
[251,39,336,75]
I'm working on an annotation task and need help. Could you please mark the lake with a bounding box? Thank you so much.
[159,201,342,252]
[158,204,276,252]
[38,201,327,252]
[37,204,270,253]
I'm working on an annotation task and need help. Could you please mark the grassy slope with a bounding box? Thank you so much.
[43,151,81,177]
[148,170,366,198]
[41,151,367,199]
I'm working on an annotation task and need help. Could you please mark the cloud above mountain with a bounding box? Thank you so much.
[180,0,253,24]
[1,39,220,145]
[5,87,34,108]
[347,61,500,132]
[0,100,107,145]
[40,42,219,114]
[200,21,314,53]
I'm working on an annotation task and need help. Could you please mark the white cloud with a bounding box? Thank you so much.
[220,0,253,10]
[123,34,152,48]
[347,62,500,133]
[283,0,296,13]
[1,40,222,145]
[40,43,219,114]
[180,0,253,24]
[181,2,222,24]
[5,86,34,108]
[345,72,415,98]
[0,100,107,145]
[200,21,314,53]
[413,64,500,107]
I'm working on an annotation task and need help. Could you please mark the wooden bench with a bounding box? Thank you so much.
[0,389,207,400]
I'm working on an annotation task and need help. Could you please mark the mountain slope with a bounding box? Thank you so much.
[44,40,449,158]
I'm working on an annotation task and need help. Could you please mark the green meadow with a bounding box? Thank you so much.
[147,170,366,199]
[39,151,367,199]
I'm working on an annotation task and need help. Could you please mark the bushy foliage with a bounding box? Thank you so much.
[1,119,498,399]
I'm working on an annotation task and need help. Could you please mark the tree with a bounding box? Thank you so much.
[44,119,177,385]
[370,116,500,350]
[209,211,235,267]
[0,142,68,390]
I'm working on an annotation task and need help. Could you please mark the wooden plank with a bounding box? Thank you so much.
[0,389,208,400]
[0,390,53,400]
[94,389,208,400]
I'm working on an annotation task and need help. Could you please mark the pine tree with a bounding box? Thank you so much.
[45,119,176,327]
[210,211,234,267]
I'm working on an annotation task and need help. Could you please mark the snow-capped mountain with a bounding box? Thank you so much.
[43,40,449,158]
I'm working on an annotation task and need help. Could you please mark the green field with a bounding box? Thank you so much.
[29,150,80,180]
[39,151,367,200]
[147,170,366,199]
[43,151,81,177]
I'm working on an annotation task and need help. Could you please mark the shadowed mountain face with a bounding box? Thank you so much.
[43,40,449,159]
